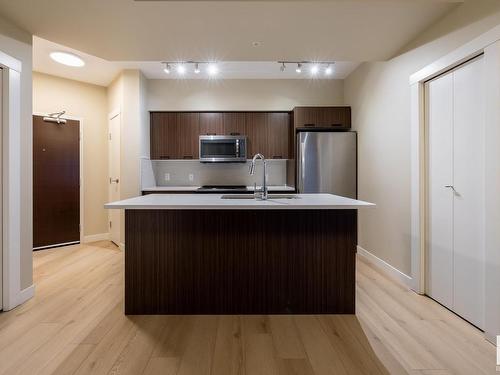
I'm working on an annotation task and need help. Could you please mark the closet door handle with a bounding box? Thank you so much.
[444,185,456,192]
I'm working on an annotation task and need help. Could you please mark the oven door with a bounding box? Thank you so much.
[199,136,247,162]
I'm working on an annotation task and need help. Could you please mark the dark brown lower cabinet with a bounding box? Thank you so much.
[124,209,357,315]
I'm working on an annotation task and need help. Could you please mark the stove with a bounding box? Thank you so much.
[196,185,250,194]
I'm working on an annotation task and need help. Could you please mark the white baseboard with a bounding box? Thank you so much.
[357,246,412,287]
[17,284,35,306]
[83,233,110,243]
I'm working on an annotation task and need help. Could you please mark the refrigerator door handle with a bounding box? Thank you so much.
[297,138,306,192]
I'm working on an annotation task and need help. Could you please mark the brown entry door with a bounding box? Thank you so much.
[33,115,80,250]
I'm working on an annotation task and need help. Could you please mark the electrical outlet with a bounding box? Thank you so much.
[188,173,194,182]
[164,173,170,182]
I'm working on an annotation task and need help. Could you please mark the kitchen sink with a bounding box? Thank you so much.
[221,194,300,200]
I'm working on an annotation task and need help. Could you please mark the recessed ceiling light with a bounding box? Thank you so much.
[50,51,85,67]
[207,63,218,76]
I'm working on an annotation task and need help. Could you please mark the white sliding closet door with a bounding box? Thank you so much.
[0,68,2,310]
[427,72,454,310]
[426,56,485,329]
[452,57,485,329]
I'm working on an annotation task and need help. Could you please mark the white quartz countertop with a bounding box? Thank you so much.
[142,185,295,192]
[105,193,375,210]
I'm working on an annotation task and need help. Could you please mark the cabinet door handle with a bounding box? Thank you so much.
[160,156,170,160]
[304,123,315,127]
[445,185,457,192]
[331,123,342,127]
[183,155,193,159]
[206,133,216,136]
[272,155,283,159]
[230,132,241,136]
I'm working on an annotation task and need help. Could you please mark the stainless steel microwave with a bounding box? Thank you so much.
[199,135,247,163]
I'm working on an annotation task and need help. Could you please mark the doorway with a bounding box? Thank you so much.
[108,111,121,246]
[33,115,81,250]
[425,55,485,329]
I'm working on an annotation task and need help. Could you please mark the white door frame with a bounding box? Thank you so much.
[33,112,84,246]
[0,51,26,310]
[108,108,121,249]
[410,24,500,343]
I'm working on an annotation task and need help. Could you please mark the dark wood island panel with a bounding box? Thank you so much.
[125,209,357,315]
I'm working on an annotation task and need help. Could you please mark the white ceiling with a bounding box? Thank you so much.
[10,0,461,86]
[33,36,361,85]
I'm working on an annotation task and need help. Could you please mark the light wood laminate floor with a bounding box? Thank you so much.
[0,241,496,374]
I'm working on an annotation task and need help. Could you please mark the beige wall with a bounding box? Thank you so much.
[345,0,500,275]
[107,70,148,244]
[32,72,109,237]
[147,79,344,111]
[0,15,33,290]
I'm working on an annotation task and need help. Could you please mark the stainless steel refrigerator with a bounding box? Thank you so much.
[297,131,357,198]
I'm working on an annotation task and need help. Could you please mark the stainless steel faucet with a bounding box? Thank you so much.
[249,153,268,200]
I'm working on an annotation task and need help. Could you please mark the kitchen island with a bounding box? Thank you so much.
[105,193,374,315]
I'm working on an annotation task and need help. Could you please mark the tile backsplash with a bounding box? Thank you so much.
[142,159,291,188]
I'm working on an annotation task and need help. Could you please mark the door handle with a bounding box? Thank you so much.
[110,178,119,184]
[444,185,456,192]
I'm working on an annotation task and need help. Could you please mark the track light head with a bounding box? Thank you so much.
[163,63,171,74]
[296,63,302,74]
[207,63,218,76]
[325,64,333,76]
[194,63,201,74]
[280,62,286,72]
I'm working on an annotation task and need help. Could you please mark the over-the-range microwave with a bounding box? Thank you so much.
[199,135,247,163]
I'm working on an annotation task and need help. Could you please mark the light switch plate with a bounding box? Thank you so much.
[164,173,170,181]
[188,173,194,182]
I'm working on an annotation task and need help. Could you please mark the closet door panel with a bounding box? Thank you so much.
[452,56,485,329]
[426,73,454,309]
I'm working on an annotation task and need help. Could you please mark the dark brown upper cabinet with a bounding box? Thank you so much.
[151,109,344,160]
[245,112,291,159]
[293,106,351,129]
[245,112,267,157]
[177,113,200,159]
[222,112,246,136]
[200,113,224,135]
[150,112,178,160]
[266,113,290,159]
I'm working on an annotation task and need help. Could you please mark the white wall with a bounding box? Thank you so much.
[32,72,109,238]
[147,79,344,111]
[0,16,33,291]
[345,0,500,276]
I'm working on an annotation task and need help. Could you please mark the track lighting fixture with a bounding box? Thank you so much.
[194,63,201,74]
[278,61,336,77]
